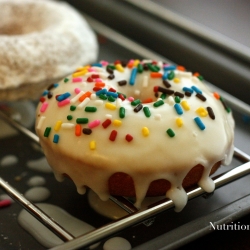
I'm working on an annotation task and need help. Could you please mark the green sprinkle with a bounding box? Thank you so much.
[168,71,175,80]
[143,107,151,117]
[226,107,231,113]
[137,63,143,73]
[174,96,181,103]
[148,63,159,72]
[67,115,73,121]
[119,107,126,118]
[76,118,89,124]
[44,127,51,137]
[160,93,167,99]
[64,78,69,83]
[153,99,164,107]
[85,107,97,112]
[107,64,116,70]
[131,99,141,106]
[99,94,107,100]
[166,128,175,137]
[70,105,76,111]
[108,96,116,102]
[197,75,204,81]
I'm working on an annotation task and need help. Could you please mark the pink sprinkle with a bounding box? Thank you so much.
[128,97,134,102]
[88,119,100,129]
[58,98,70,107]
[100,60,109,66]
[74,88,81,94]
[72,77,82,83]
[128,59,134,64]
[94,78,102,82]
[88,68,95,72]
[40,102,48,112]
[0,199,11,208]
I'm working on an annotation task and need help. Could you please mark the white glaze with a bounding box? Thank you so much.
[36,60,234,211]
[24,187,50,202]
[17,203,98,249]
[103,237,131,250]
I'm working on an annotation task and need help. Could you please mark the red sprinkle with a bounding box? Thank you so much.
[108,87,117,93]
[177,65,186,71]
[93,87,102,92]
[142,98,153,103]
[91,74,100,79]
[0,199,11,208]
[213,92,220,100]
[102,119,112,128]
[153,86,159,92]
[109,130,117,141]
[125,134,133,142]
[40,97,46,103]
[150,72,163,78]
[87,77,93,82]
[118,94,125,101]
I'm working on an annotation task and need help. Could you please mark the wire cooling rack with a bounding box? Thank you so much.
[1,16,250,250]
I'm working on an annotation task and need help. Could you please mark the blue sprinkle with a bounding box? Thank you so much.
[91,63,102,67]
[182,87,194,93]
[42,90,48,96]
[163,65,176,71]
[53,134,60,143]
[96,88,108,96]
[194,117,205,130]
[129,68,137,85]
[106,91,118,98]
[162,70,168,80]
[53,83,59,88]
[174,103,183,115]
[191,86,202,94]
[56,92,71,101]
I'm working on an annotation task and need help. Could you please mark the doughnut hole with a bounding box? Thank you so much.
[0,2,60,35]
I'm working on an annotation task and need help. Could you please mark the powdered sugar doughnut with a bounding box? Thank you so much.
[0,0,98,100]
[35,59,234,211]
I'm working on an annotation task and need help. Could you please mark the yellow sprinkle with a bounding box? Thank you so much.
[54,120,62,131]
[181,100,190,111]
[196,107,208,117]
[115,63,124,72]
[176,118,183,127]
[105,103,116,110]
[72,69,87,78]
[142,127,150,137]
[89,140,96,150]
[113,119,122,126]
[133,59,140,66]
[173,77,180,83]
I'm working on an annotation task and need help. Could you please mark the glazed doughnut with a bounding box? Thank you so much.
[35,59,234,211]
[0,0,98,101]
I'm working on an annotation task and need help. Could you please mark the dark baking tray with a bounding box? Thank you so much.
[1,17,250,250]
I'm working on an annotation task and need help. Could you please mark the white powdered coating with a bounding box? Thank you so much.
[103,237,131,250]
[24,187,50,202]
[27,176,46,187]
[0,155,18,167]
[26,157,52,173]
[36,60,234,211]
[18,203,98,249]
[0,0,98,100]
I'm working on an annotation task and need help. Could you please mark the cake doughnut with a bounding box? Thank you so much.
[35,59,234,211]
[0,0,98,101]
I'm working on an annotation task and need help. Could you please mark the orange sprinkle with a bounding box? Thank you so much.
[95,82,106,88]
[150,72,163,78]
[79,91,91,102]
[75,124,81,136]
[213,92,220,100]
[193,72,200,77]
[177,65,186,71]
[142,97,153,103]
[127,61,134,68]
